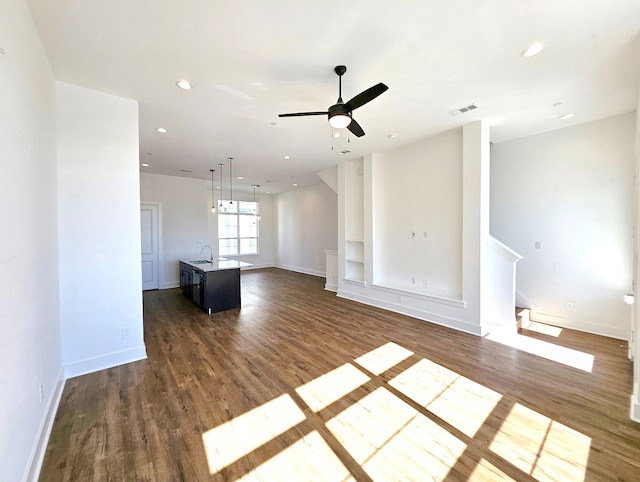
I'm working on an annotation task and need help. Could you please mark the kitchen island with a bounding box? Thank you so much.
[179,258,251,314]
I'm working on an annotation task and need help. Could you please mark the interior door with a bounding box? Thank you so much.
[141,204,159,290]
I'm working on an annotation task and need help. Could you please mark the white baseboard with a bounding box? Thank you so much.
[632,383,640,423]
[531,310,629,340]
[64,346,147,379]
[161,281,179,289]
[325,283,338,292]
[337,289,483,337]
[274,263,325,278]
[25,366,66,482]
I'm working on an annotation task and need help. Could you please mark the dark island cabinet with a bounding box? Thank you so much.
[179,261,241,314]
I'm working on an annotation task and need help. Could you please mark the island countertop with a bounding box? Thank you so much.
[179,257,252,272]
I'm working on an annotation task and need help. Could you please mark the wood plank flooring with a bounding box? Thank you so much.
[40,268,640,481]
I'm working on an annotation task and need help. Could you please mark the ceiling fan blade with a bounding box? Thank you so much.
[347,118,365,137]
[345,83,389,111]
[278,111,327,117]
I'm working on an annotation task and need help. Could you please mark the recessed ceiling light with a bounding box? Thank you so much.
[266,191,270,194]
[156,127,167,133]
[270,122,277,126]
[141,163,149,167]
[388,134,397,139]
[559,113,575,120]
[521,42,544,58]
[237,176,244,180]
[283,155,290,160]
[552,102,563,107]
[176,80,192,90]
[293,183,298,187]
[332,132,341,138]
[216,186,221,189]
[180,169,193,173]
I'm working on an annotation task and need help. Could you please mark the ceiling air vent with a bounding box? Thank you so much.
[449,103,478,116]
[339,149,351,155]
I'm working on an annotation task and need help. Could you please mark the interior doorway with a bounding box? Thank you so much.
[141,203,160,290]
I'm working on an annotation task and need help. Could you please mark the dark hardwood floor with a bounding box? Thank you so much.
[40,268,640,481]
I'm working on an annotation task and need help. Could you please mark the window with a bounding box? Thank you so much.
[218,200,259,255]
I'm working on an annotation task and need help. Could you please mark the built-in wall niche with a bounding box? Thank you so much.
[344,158,365,284]
[345,240,364,262]
[345,240,365,284]
[345,258,365,284]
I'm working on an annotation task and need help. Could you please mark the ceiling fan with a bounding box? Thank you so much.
[278,65,388,137]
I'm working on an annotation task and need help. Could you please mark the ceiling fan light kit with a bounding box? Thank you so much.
[279,65,388,138]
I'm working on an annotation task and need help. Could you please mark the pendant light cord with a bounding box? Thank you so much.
[228,157,233,205]
[218,163,224,208]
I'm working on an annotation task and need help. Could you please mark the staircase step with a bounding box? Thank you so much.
[515,307,530,334]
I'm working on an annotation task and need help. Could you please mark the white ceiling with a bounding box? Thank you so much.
[26,0,640,194]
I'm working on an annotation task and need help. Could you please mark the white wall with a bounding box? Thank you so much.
[337,123,493,336]
[274,183,338,276]
[140,173,275,286]
[57,82,146,377]
[140,173,209,287]
[372,129,463,298]
[491,113,636,339]
[0,2,62,480]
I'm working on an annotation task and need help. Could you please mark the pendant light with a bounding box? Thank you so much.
[228,157,234,206]
[252,184,261,222]
[210,169,216,213]
[218,163,224,209]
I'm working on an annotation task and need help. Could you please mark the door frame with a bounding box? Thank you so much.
[141,202,164,290]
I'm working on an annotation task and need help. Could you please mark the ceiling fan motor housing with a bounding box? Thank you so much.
[328,103,352,128]
[329,102,351,118]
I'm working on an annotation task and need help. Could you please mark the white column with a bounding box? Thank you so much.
[462,121,491,333]
[57,82,146,377]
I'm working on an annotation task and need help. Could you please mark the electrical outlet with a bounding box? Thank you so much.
[411,277,415,284]
[423,280,429,288]
[565,301,574,311]
[122,327,131,339]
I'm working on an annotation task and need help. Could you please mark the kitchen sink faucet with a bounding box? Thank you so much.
[200,244,213,261]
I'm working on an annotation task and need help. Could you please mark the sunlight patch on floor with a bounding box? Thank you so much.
[295,363,370,412]
[201,340,594,481]
[490,403,591,481]
[468,458,516,481]
[236,431,355,482]
[486,332,594,372]
[522,320,563,337]
[202,394,306,474]
[354,341,414,375]
[390,358,502,437]
[326,387,466,481]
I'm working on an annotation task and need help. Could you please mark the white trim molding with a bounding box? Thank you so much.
[25,367,66,482]
[64,346,147,379]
